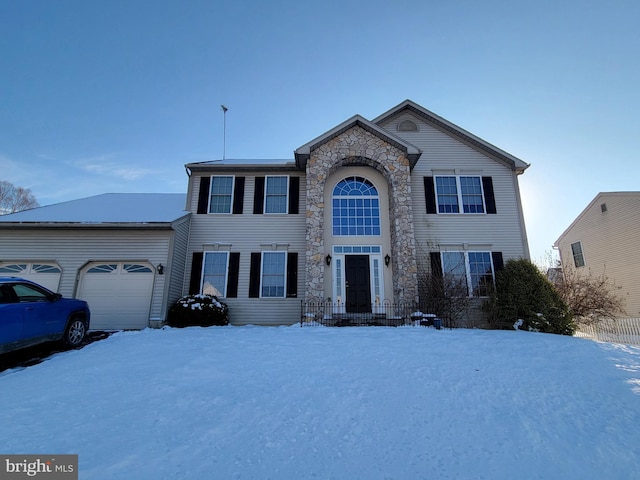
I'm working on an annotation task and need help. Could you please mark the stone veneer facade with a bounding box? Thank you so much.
[304,125,418,304]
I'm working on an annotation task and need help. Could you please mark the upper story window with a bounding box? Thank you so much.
[424,176,496,215]
[253,176,299,215]
[571,241,585,268]
[332,177,381,236]
[435,176,484,213]
[209,176,234,213]
[265,176,289,214]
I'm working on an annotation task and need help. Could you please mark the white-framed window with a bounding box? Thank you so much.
[332,177,381,236]
[570,241,585,268]
[265,176,289,214]
[435,176,485,214]
[202,252,229,297]
[261,251,286,298]
[209,176,234,214]
[441,251,495,296]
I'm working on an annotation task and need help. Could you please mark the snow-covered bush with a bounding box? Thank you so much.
[167,294,229,327]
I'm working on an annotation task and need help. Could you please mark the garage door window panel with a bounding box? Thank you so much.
[87,264,118,273]
[0,264,28,274]
[31,264,62,273]
[123,264,153,273]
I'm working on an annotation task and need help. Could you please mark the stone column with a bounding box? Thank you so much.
[304,126,418,305]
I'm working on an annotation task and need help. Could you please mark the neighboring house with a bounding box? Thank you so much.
[554,192,640,318]
[185,100,530,326]
[0,193,190,330]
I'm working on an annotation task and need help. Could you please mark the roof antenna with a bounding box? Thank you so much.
[221,105,228,160]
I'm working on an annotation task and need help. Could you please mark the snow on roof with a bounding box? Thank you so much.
[0,193,188,224]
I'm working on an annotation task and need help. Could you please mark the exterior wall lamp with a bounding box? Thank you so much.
[384,254,391,267]
[325,254,332,266]
[157,263,165,275]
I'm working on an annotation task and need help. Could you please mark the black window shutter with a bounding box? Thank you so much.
[286,252,298,297]
[482,177,497,214]
[189,252,204,294]
[226,252,240,298]
[430,252,443,277]
[424,177,437,214]
[492,252,504,272]
[249,252,261,298]
[253,177,265,214]
[233,177,245,214]
[197,177,211,214]
[288,177,299,214]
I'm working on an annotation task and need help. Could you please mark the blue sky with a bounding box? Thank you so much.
[1,0,639,262]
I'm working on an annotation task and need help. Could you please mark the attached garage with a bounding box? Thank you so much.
[0,193,191,330]
[78,262,155,330]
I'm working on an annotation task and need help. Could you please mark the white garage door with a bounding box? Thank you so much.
[78,262,155,331]
[0,262,62,292]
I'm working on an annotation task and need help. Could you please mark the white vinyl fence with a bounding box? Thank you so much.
[575,318,640,345]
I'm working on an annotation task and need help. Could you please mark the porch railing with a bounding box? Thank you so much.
[300,301,422,327]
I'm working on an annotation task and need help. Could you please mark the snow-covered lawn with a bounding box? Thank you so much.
[1,326,639,479]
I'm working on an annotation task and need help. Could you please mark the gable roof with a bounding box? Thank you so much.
[0,193,188,226]
[554,191,640,246]
[294,114,422,169]
[373,100,530,173]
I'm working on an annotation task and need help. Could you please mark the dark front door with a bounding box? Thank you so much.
[345,255,371,313]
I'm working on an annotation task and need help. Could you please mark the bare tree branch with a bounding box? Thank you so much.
[0,180,39,214]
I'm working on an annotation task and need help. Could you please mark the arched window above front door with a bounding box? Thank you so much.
[332,177,381,236]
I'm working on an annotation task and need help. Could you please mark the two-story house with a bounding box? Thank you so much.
[554,192,640,318]
[185,100,530,326]
[0,100,530,328]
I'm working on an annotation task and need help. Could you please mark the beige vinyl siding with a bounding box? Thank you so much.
[166,216,191,310]
[381,114,529,261]
[0,228,173,324]
[187,172,306,325]
[556,193,640,317]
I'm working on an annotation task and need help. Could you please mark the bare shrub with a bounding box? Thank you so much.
[554,267,625,327]
[417,249,471,328]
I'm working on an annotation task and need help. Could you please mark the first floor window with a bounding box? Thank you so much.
[261,252,286,298]
[440,251,495,296]
[571,241,585,268]
[202,252,229,297]
[248,251,297,299]
[190,251,239,298]
[467,252,494,296]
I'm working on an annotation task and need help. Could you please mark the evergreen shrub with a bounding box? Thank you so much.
[167,294,229,327]
[486,258,575,335]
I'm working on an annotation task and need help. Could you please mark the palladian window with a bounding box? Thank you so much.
[332,177,381,236]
